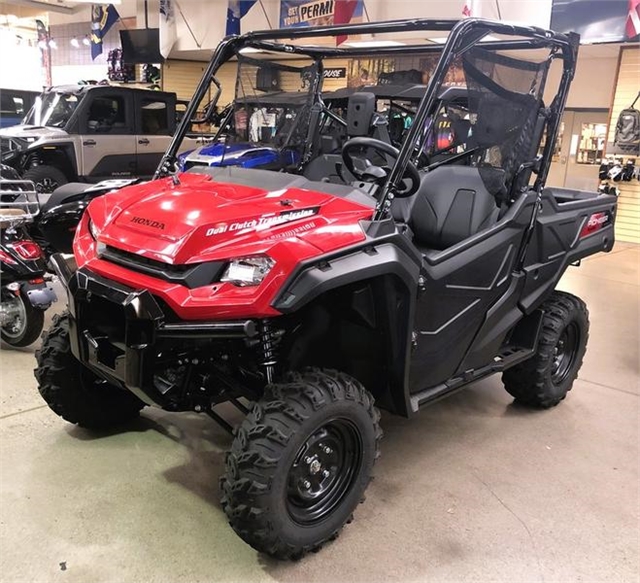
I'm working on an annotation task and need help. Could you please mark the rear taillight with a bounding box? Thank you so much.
[579,212,609,238]
[0,250,17,265]
[12,240,43,260]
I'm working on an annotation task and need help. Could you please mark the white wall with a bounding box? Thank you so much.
[568,55,619,109]
[0,31,45,91]
[544,48,620,109]
[51,64,110,85]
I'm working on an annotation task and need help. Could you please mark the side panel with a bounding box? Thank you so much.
[409,193,537,392]
[519,189,616,312]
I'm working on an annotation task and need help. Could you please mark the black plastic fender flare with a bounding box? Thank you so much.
[272,241,421,314]
[24,142,79,179]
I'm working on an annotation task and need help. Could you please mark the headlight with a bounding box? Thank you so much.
[88,218,101,240]
[221,256,275,287]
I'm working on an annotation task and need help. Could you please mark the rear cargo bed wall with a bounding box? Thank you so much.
[606,46,640,244]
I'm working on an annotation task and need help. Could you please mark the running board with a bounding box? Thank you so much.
[410,312,543,412]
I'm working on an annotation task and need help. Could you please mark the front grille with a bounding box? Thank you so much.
[105,246,192,273]
[101,246,226,289]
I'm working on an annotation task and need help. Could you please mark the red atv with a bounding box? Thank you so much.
[36,18,617,559]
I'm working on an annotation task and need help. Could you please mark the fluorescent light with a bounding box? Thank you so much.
[239,47,263,54]
[344,40,406,48]
[427,34,500,44]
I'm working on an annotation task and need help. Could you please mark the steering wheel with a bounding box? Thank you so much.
[341,137,421,198]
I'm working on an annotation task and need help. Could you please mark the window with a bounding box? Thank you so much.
[87,96,127,133]
[140,99,169,135]
[576,122,607,165]
[24,92,81,128]
[0,95,24,116]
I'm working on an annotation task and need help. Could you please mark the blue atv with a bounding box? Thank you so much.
[178,86,310,172]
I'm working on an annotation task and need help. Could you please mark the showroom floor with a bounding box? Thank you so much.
[0,243,638,583]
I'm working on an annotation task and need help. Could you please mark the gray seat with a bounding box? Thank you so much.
[392,166,500,251]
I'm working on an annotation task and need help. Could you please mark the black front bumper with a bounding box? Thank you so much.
[52,254,257,407]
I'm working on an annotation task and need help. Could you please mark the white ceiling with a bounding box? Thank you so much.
[0,0,627,63]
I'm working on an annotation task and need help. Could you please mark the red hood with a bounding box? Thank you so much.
[87,173,374,264]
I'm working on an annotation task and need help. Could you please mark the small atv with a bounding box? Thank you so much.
[35,18,617,559]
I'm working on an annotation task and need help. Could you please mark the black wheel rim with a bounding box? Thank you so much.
[286,419,363,526]
[551,322,580,385]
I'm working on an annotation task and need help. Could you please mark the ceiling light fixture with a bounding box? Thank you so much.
[82,36,91,46]
[71,37,80,48]
[48,38,57,49]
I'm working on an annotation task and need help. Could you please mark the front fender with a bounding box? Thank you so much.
[273,242,420,313]
[39,199,89,254]
[273,241,421,418]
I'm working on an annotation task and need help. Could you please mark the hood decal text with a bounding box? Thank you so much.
[205,207,320,237]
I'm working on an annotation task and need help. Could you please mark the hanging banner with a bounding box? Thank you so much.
[90,4,120,60]
[280,0,363,28]
[551,0,637,43]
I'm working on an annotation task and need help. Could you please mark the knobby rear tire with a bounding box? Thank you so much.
[502,291,589,408]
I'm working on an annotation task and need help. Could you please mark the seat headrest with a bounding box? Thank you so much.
[347,92,376,137]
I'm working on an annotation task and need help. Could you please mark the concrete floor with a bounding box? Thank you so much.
[0,244,638,583]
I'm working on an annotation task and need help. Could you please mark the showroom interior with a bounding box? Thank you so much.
[0,0,638,581]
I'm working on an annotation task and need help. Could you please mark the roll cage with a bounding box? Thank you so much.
[157,18,578,217]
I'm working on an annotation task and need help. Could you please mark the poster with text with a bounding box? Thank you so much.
[280,0,363,28]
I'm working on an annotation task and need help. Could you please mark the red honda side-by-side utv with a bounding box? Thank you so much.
[35,18,617,558]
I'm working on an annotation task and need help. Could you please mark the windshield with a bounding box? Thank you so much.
[164,18,574,204]
[24,92,83,128]
[224,55,317,149]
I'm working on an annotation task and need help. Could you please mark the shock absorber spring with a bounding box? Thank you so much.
[259,319,278,384]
